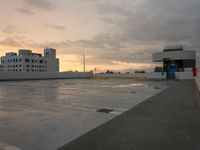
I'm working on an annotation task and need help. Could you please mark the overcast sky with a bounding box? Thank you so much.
[0,0,199,72]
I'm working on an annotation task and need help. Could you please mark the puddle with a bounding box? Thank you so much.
[0,142,21,150]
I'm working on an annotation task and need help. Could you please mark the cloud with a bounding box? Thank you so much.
[0,36,26,47]
[43,24,66,31]
[2,0,200,71]
[69,0,200,67]
[97,2,132,16]
[22,0,55,10]
[15,8,35,15]
[97,0,200,45]
[2,26,23,34]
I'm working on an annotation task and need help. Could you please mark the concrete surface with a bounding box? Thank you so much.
[58,80,200,150]
[0,79,170,150]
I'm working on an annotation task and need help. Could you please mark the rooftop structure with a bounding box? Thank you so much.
[0,48,59,73]
[163,44,184,52]
[152,45,196,79]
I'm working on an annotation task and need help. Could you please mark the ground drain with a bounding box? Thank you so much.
[97,108,113,113]
[155,87,161,89]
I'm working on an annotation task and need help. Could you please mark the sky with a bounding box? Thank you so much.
[0,0,200,72]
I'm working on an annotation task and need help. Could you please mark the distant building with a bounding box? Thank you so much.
[152,45,196,79]
[0,48,59,72]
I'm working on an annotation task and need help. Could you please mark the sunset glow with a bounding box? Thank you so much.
[0,0,199,72]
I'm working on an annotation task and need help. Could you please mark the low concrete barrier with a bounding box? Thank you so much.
[175,72,194,80]
[0,71,93,81]
[195,65,200,91]
[94,72,166,80]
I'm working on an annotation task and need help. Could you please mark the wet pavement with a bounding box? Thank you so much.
[58,80,200,150]
[0,79,171,150]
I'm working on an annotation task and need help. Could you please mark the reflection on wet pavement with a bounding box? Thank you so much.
[0,79,173,150]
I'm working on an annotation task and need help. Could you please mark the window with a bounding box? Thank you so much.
[25,59,30,62]
[32,69,34,72]
[27,65,30,68]
[13,59,15,63]
[39,60,43,64]
[27,69,29,72]
[19,65,22,67]
[32,59,34,63]
[32,65,34,68]
[19,58,22,62]
[16,59,18,62]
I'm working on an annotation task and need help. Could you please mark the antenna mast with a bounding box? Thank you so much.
[83,49,86,73]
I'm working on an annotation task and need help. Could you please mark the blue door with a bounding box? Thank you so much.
[168,65,176,79]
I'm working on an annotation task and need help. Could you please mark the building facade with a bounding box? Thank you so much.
[152,45,196,79]
[0,48,59,73]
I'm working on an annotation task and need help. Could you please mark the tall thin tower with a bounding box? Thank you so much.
[83,49,86,73]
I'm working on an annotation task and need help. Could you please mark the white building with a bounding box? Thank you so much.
[0,48,59,73]
[152,45,196,79]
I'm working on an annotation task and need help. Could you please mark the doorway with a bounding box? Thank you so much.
[167,65,177,79]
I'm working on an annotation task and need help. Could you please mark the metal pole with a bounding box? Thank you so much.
[83,49,85,73]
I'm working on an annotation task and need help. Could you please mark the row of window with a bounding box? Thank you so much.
[7,69,48,72]
[6,65,47,69]
[26,65,47,68]
[1,59,47,64]
[20,53,41,56]
[25,59,46,63]
[27,69,47,72]
[8,65,22,68]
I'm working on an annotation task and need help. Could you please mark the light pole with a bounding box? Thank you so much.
[83,49,86,73]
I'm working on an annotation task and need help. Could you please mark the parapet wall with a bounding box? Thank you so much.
[94,72,166,80]
[195,65,200,91]
[0,71,93,81]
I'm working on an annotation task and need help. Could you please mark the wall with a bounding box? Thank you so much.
[0,72,93,81]
[153,51,196,62]
[195,65,200,91]
[175,72,194,80]
[94,72,166,80]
